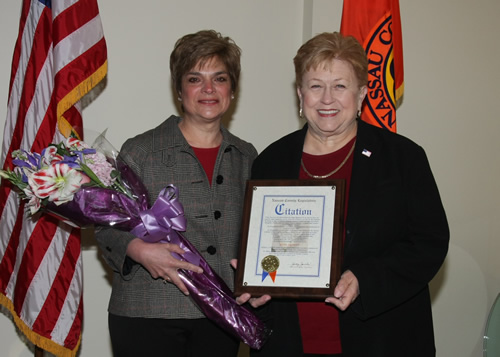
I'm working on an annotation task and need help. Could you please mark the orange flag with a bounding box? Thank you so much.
[340,0,404,132]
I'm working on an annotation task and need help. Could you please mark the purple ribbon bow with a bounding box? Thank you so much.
[130,185,200,266]
[128,184,271,349]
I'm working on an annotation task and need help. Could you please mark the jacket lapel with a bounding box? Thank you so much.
[344,120,382,254]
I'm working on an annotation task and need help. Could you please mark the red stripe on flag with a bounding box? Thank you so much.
[0,202,25,292]
[0,184,13,225]
[7,0,31,94]
[2,6,53,171]
[13,215,59,313]
[60,105,83,138]
[64,293,83,349]
[54,37,107,106]
[32,231,80,337]
[31,98,58,153]
[53,0,100,46]
[0,0,108,355]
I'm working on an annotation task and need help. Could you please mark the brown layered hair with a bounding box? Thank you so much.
[170,30,241,95]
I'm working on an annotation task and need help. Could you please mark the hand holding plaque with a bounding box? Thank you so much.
[235,180,345,299]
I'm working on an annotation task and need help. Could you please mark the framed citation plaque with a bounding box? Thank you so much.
[235,179,345,299]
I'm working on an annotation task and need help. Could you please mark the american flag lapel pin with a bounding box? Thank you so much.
[362,149,372,157]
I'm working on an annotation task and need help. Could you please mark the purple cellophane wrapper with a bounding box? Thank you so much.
[169,229,271,349]
[46,160,271,349]
[45,161,149,229]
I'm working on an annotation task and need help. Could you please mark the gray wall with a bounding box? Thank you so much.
[1,1,499,356]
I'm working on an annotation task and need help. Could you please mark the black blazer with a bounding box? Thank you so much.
[251,120,449,357]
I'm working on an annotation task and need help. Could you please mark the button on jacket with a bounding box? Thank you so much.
[95,115,258,319]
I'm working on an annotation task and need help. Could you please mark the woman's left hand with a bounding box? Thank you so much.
[325,270,359,311]
[230,259,272,308]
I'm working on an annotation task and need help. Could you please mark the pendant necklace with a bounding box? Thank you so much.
[301,140,356,179]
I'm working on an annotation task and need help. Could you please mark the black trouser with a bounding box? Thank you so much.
[109,313,239,357]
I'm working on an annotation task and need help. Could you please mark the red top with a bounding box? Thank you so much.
[297,136,355,354]
[192,146,220,186]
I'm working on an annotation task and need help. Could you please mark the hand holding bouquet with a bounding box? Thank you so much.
[0,135,271,349]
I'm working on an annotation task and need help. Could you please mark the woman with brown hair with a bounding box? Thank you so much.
[95,30,257,356]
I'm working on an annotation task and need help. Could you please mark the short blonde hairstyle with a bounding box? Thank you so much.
[294,32,368,88]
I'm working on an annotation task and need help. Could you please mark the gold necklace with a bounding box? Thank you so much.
[301,140,356,179]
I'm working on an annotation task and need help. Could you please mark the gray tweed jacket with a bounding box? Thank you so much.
[95,115,257,319]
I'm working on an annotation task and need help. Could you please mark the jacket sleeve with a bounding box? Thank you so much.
[346,142,449,319]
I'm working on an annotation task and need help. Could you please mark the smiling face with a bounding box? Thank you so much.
[180,56,233,125]
[298,59,367,141]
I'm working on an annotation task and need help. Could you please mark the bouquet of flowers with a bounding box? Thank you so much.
[0,135,271,349]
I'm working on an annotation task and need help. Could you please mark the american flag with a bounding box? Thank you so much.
[0,1,107,356]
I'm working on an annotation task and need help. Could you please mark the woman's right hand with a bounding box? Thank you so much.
[126,238,203,295]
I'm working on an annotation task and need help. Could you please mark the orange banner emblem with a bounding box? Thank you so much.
[364,13,397,131]
[340,0,404,132]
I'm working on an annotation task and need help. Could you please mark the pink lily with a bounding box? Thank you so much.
[42,146,63,166]
[28,163,90,205]
[23,188,42,214]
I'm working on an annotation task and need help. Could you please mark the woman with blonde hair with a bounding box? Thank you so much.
[246,31,449,357]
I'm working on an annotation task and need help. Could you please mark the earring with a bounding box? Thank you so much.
[177,97,182,102]
[231,94,235,100]
[357,109,361,119]
[299,106,303,119]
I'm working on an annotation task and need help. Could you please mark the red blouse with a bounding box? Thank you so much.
[192,146,220,186]
[297,136,355,354]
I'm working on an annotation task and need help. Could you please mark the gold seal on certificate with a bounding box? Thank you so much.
[235,179,346,299]
[261,255,280,273]
[261,255,280,283]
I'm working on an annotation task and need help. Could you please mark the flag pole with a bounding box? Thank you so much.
[35,346,44,357]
